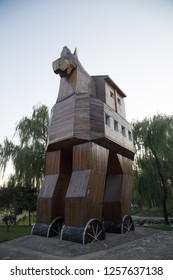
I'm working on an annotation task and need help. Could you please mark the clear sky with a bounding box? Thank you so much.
[1,0,173,182]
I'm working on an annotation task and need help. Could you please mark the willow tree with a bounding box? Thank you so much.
[0,104,49,190]
[133,114,173,224]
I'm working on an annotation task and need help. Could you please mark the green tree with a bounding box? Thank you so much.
[0,105,49,224]
[13,185,37,225]
[133,114,173,224]
[0,105,49,189]
[0,184,16,210]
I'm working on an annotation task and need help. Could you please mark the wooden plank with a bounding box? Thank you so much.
[92,76,106,103]
[36,149,72,224]
[103,154,133,222]
[65,170,107,227]
[117,154,134,174]
[73,142,109,172]
[74,93,90,140]
[36,173,71,224]
[65,142,109,227]
[107,152,123,175]
[103,103,134,153]
[66,170,91,198]
[49,95,75,143]
[90,96,105,138]
[45,151,61,175]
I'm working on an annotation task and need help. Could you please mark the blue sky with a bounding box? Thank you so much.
[1,0,173,182]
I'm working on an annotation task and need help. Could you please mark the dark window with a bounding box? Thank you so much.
[110,91,114,99]
[114,121,119,132]
[122,125,126,137]
[105,114,110,126]
[117,98,121,105]
[128,131,132,141]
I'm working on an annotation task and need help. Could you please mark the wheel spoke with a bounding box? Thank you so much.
[48,217,64,238]
[127,223,132,231]
[95,224,99,235]
[96,228,103,238]
[91,238,97,243]
[57,223,60,233]
[84,219,105,244]
[87,232,95,239]
[52,229,59,234]
[91,224,96,237]
[122,216,134,234]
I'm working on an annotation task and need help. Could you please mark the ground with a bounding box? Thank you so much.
[0,227,173,259]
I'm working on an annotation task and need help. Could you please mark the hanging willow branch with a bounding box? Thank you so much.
[133,114,173,224]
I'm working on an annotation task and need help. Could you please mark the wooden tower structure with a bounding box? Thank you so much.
[32,46,135,244]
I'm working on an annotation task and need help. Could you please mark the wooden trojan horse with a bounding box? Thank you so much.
[32,46,135,244]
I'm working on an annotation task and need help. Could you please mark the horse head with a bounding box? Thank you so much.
[53,46,77,77]
[53,46,96,101]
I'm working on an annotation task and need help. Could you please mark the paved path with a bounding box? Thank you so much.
[0,227,173,260]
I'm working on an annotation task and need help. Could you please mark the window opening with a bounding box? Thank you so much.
[105,114,111,126]
[128,131,132,141]
[114,120,119,132]
[110,91,114,99]
[122,125,126,137]
[117,98,121,105]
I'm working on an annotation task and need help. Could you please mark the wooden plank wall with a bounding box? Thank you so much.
[74,93,90,140]
[90,96,105,139]
[105,82,116,111]
[103,103,135,156]
[103,152,133,222]
[65,142,109,227]
[49,95,75,144]
[36,150,72,224]
[92,76,106,103]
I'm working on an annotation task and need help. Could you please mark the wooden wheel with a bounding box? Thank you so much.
[47,217,64,238]
[83,219,105,244]
[121,215,134,234]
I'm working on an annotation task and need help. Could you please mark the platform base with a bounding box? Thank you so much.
[61,225,84,244]
[104,216,134,234]
[31,223,49,237]
[61,219,106,244]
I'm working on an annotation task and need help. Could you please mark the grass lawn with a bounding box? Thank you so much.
[0,225,32,243]
[133,208,164,217]
[146,224,173,231]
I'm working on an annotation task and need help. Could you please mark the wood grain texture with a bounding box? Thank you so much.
[48,89,134,159]
[45,151,61,175]
[65,142,109,227]
[49,95,75,144]
[35,47,135,234]
[103,154,133,222]
[36,150,72,224]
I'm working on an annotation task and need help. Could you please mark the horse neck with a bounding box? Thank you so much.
[57,62,96,102]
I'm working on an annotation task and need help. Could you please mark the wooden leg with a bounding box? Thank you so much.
[32,150,72,237]
[61,142,109,243]
[103,153,134,233]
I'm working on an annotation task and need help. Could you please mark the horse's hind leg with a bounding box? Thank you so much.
[32,150,72,237]
[103,153,134,233]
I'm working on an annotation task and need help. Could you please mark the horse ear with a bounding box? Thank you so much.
[61,46,71,57]
[74,48,78,58]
